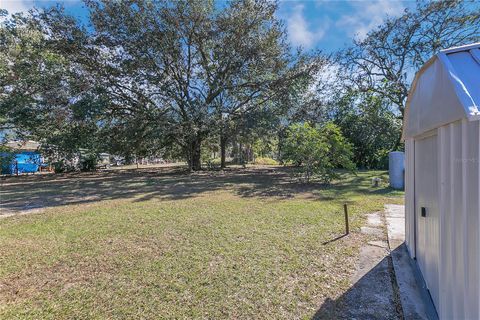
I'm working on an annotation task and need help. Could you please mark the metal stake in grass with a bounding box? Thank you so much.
[343,204,349,235]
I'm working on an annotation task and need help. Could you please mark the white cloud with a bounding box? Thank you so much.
[308,61,340,94]
[286,4,329,49]
[0,0,34,15]
[337,0,405,40]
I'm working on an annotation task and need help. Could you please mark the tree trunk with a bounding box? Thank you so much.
[247,145,253,163]
[393,132,403,151]
[393,107,405,150]
[192,143,201,171]
[239,143,246,167]
[220,135,227,169]
[393,118,404,151]
[187,136,202,171]
[277,129,284,164]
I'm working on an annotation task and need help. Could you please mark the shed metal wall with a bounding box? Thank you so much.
[415,133,440,308]
[406,119,480,319]
[405,138,415,258]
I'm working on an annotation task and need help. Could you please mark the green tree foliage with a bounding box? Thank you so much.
[329,92,401,169]
[100,112,166,166]
[0,14,105,165]
[32,0,315,171]
[340,0,480,148]
[7,0,472,173]
[252,135,278,160]
[0,145,14,174]
[282,122,355,184]
[0,15,67,135]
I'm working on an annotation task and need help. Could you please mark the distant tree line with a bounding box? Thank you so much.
[1,0,479,175]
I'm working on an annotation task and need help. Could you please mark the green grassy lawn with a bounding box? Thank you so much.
[0,167,403,319]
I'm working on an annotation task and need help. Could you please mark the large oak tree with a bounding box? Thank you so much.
[34,0,313,170]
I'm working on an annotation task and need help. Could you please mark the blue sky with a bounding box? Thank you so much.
[1,0,414,52]
[278,0,415,52]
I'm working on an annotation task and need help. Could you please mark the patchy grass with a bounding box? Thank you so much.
[0,167,403,319]
[252,157,279,165]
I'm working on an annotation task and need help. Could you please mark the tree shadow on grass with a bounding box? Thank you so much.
[0,166,399,215]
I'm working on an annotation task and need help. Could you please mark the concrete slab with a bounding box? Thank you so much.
[360,226,384,237]
[325,209,400,319]
[368,240,388,248]
[344,245,398,319]
[385,205,406,249]
[384,204,432,320]
[385,204,405,218]
[391,244,431,320]
[366,212,383,227]
[318,205,429,319]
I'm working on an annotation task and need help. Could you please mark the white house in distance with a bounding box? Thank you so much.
[403,43,480,319]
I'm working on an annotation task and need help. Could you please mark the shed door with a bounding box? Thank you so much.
[414,134,440,309]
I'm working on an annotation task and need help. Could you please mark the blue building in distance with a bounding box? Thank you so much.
[0,141,44,174]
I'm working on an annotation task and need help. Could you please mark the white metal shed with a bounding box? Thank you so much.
[404,42,480,319]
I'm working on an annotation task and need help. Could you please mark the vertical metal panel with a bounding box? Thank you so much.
[464,120,479,319]
[405,139,415,257]
[410,120,480,318]
[441,123,457,318]
[452,122,464,317]
[438,125,447,318]
[437,124,455,319]
[414,132,440,309]
[459,120,468,317]
[477,120,480,319]
[438,120,480,319]
[450,121,466,317]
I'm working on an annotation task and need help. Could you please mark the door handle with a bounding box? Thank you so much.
[421,207,426,217]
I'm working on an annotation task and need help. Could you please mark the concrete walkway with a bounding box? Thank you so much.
[314,210,402,319]
[315,205,435,319]
[345,211,400,319]
[385,204,433,320]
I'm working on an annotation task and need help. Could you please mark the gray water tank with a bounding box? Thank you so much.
[389,151,405,190]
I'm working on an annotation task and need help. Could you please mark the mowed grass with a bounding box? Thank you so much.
[0,167,403,319]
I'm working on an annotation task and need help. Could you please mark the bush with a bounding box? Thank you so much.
[205,157,221,170]
[52,160,76,173]
[53,161,65,173]
[332,94,401,169]
[371,149,390,170]
[0,150,15,174]
[80,153,98,172]
[253,157,279,165]
[281,122,356,183]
